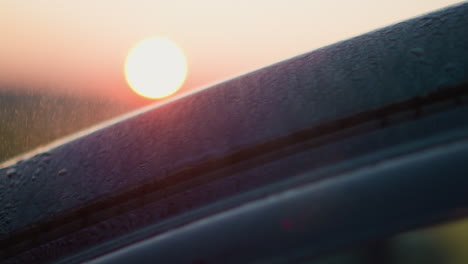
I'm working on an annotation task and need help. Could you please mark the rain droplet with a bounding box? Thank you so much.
[444,63,457,72]
[410,48,424,57]
[58,169,68,176]
[40,152,52,165]
[6,168,16,179]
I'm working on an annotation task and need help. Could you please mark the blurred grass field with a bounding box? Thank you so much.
[0,88,139,163]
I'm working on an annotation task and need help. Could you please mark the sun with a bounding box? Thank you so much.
[124,37,188,99]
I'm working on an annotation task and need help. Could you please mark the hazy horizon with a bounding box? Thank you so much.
[1,0,464,103]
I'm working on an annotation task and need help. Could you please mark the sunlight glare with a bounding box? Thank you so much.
[125,37,187,99]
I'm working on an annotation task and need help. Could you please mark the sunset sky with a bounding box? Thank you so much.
[0,0,464,104]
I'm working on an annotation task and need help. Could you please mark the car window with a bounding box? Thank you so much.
[0,0,462,164]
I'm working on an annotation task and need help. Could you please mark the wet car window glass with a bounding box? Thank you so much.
[1,2,467,264]
[0,0,462,164]
[308,217,468,264]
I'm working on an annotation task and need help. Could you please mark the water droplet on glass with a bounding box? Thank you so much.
[40,152,52,164]
[444,63,457,72]
[58,169,68,176]
[6,168,16,178]
[410,48,424,57]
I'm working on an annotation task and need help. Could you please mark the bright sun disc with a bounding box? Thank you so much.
[125,37,187,99]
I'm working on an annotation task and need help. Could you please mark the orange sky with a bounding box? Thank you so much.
[0,0,463,105]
